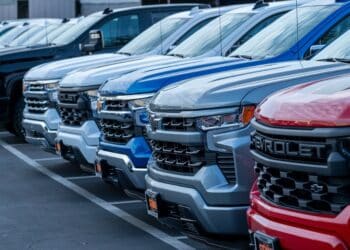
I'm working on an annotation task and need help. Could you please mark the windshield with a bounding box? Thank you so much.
[314,30,350,61]
[168,13,253,58]
[119,17,188,55]
[52,15,101,45]
[24,22,75,46]
[0,25,29,45]
[9,24,59,47]
[231,6,339,59]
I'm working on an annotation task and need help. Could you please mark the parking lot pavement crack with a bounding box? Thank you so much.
[0,139,195,250]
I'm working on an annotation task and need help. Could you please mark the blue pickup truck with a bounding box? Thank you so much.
[96,0,350,194]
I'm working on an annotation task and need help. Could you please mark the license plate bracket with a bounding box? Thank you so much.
[145,190,162,219]
[254,231,279,250]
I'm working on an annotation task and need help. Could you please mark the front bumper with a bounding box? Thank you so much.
[145,124,256,235]
[56,120,100,165]
[97,137,151,190]
[146,172,248,235]
[23,108,60,151]
[97,149,147,190]
[248,193,350,250]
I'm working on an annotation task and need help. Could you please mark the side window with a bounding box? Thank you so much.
[304,15,350,58]
[226,12,287,56]
[151,12,174,23]
[99,14,140,48]
[173,17,216,47]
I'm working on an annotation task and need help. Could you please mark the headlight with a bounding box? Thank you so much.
[44,80,59,90]
[197,105,255,131]
[85,89,99,117]
[129,96,153,126]
[128,97,153,109]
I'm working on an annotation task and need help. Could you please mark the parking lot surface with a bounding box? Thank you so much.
[0,132,249,250]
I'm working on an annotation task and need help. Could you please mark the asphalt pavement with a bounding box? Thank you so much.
[0,132,249,250]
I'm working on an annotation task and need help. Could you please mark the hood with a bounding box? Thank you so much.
[24,53,129,81]
[255,75,350,128]
[99,56,242,95]
[150,61,350,111]
[59,55,180,88]
[0,45,59,65]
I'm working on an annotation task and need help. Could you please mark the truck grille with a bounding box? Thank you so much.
[25,97,49,114]
[251,131,330,165]
[161,117,197,131]
[25,83,49,114]
[217,153,236,184]
[150,140,206,173]
[58,91,91,126]
[100,118,134,143]
[256,163,350,214]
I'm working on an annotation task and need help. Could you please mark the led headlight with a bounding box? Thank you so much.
[128,96,153,109]
[197,105,256,131]
[127,93,154,126]
[45,80,60,102]
[44,80,59,90]
[85,89,99,117]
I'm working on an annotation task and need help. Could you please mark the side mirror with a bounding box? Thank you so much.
[309,44,326,57]
[81,30,103,54]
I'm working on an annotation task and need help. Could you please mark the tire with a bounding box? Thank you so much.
[11,97,26,140]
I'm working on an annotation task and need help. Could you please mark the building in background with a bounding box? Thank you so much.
[0,0,141,20]
[0,0,271,20]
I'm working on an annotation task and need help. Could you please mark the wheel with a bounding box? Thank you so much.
[11,97,26,140]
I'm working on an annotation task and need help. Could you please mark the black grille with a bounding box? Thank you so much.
[256,163,350,214]
[100,118,134,143]
[104,100,129,111]
[151,140,206,173]
[251,131,331,164]
[25,83,49,114]
[58,92,90,126]
[25,97,49,114]
[217,153,236,184]
[28,83,45,92]
[161,117,197,131]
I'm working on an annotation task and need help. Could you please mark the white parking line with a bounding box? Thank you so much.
[0,131,9,135]
[0,139,194,250]
[110,200,144,205]
[66,175,98,180]
[35,157,63,162]
[175,236,188,240]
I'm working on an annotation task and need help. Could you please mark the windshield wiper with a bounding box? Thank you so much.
[168,53,185,58]
[230,54,253,60]
[117,51,132,56]
[317,57,350,64]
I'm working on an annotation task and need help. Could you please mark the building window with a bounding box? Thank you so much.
[17,0,29,18]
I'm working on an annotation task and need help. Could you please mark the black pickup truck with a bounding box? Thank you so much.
[0,4,206,137]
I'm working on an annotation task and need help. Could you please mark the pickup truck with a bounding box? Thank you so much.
[249,70,350,250]
[143,28,350,238]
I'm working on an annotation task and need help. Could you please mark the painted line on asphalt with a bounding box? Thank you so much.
[0,131,9,135]
[0,139,194,250]
[110,200,144,205]
[175,236,188,240]
[66,175,98,180]
[35,157,63,162]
